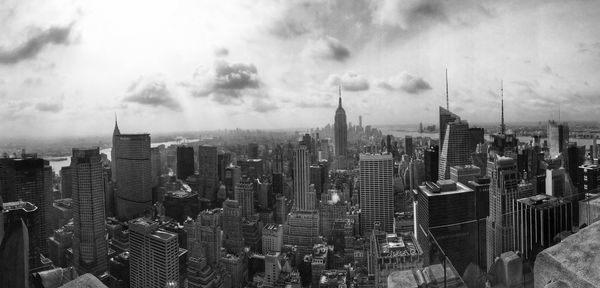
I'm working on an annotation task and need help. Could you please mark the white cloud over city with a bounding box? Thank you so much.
[0,0,599,136]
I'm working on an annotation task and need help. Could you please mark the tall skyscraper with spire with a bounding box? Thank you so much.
[111,114,120,182]
[71,148,107,277]
[490,82,518,158]
[334,86,348,158]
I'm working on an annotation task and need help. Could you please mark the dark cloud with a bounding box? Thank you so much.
[35,102,63,112]
[327,72,369,91]
[0,23,73,65]
[304,36,350,62]
[124,77,180,111]
[214,47,229,57]
[378,72,431,94]
[184,60,263,103]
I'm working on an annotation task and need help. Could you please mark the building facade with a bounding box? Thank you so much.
[359,154,394,235]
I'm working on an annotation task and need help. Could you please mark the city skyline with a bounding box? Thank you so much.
[1,0,600,137]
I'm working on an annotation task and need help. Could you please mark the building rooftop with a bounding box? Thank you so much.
[419,181,473,197]
[2,200,37,213]
[517,194,567,209]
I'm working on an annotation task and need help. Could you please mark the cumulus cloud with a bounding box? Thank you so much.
[123,76,180,111]
[35,101,63,112]
[327,72,370,91]
[303,36,350,62]
[183,60,263,104]
[0,23,73,65]
[378,72,431,94]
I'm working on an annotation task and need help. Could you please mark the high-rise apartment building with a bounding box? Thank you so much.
[114,133,152,220]
[579,163,600,194]
[198,145,218,203]
[129,218,179,288]
[404,136,414,157]
[71,148,107,277]
[359,153,394,234]
[176,146,195,181]
[439,120,470,180]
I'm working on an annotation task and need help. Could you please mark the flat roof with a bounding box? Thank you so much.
[419,181,473,197]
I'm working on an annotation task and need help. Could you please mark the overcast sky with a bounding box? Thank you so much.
[0,0,599,137]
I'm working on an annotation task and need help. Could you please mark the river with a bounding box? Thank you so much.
[46,138,198,175]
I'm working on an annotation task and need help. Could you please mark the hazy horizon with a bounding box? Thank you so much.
[1,0,600,137]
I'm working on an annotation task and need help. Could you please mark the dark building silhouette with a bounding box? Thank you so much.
[60,166,72,198]
[415,180,482,275]
[198,145,218,204]
[424,146,439,183]
[176,146,195,181]
[579,163,600,194]
[217,152,232,182]
[0,156,51,261]
[1,200,36,288]
[468,127,485,153]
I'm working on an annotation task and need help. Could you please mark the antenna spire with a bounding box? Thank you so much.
[501,80,505,134]
[338,85,342,107]
[445,68,449,110]
[558,103,561,123]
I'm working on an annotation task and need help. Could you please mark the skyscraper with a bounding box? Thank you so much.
[293,146,314,211]
[71,148,108,277]
[222,199,244,254]
[547,120,569,158]
[235,176,255,219]
[176,145,195,181]
[0,156,51,261]
[404,136,414,157]
[0,200,34,288]
[486,157,535,268]
[198,145,218,203]
[424,145,439,182]
[129,218,179,288]
[439,120,470,180]
[334,87,348,158]
[359,153,394,234]
[439,107,461,152]
[60,166,72,198]
[114,133,152,220]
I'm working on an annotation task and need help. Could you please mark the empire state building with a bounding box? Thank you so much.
[334,87,348,157]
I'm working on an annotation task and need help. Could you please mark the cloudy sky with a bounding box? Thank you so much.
[0,0,599,137]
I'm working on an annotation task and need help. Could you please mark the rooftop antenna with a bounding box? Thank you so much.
[558,103,561,123]
[445,68,449,110]
[338,84,342,107]
[501,80,505,134]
